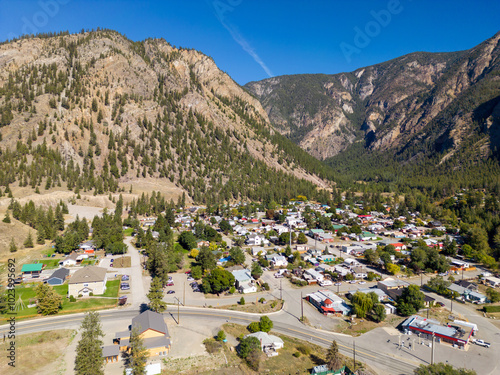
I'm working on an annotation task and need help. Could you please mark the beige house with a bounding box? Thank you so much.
[115,310,171,357]
[68,266,107,297]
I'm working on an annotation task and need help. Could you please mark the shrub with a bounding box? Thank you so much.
[484,305,500,313]
[216,330,226,341]
[239,297,245,305]
[203,338,222,354]
[296,344,311,355]
[261,282,270,291]
[69,295,76,302]
[270,301,277,308]
[259,297,266,303]
[247,322,260,333]
[293,351,301,357]
[89,292,94,296]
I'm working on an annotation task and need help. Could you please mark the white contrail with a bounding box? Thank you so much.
[221,20,274,78]
[209,1,273,78]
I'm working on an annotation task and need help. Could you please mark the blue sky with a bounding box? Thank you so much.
[0,0,499,84]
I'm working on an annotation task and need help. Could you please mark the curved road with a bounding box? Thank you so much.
[1,306,417,375]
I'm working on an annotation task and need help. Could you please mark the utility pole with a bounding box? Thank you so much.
[177,299,180,325]
[353,341,356,371]
[398,334,401,350]
[431,333,435,365]
[421,272,423,286]
[280,279,282,301]
[183,282,186,305]
[451,298,453,313]
[301,291,304,322]
[427,308,429,319]
[462,267,464,280]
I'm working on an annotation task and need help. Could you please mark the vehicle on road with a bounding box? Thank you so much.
[334,282,342,286]
[110,258,114,262]
[319,280,333,286]
[348,280,357,284]
[167,290,175,294]
[359,281,366,285]
[120,283,130,290]
[473,339,490,348]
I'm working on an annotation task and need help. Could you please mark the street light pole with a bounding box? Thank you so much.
[280,279,282,301]
[431,333,435,365]
[301,291,304,322]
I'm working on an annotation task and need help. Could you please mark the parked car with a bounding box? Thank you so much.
[187,277,194,281]
[334,282,342,286]
[121,275,129,281]
[348,280,357,284]
[359,281,366,285]
[166,281,174,286]
[167,290,175,294]
[120,283,130,290]
[110,259,114,262]
[474,339,491,348]
[436,301,445,307]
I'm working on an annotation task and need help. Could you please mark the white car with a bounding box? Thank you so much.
[358,281,366,285]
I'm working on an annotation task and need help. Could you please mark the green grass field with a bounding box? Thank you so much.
[1,279,120,319]
[36,259,61,269]
[123,228,134,237]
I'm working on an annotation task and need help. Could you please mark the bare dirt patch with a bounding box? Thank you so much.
[0,329,76,375]
[113,256,131,268]
[214,299,283,314]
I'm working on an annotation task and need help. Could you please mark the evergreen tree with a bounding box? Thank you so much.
[74,312,104,375]
[325,340,342,371]
[55,204,65,231]
[24,231,34,248]
[35,283,62,315]
[129,326,147,375]
[9,237,17,253]
[147,276,167,313]
[37,227,46,244]
[2,211,10,223]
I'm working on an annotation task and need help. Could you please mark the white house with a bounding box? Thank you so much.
[246,233,268,246]
[68,266,107,297]
[60,252,78,267]
[304,269,324,283]
[245,331,284,353]
[231,269,257,294]
[270,255,288,267]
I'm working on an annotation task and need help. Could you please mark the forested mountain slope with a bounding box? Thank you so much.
[245,31,500,190]
[0,30,334,205]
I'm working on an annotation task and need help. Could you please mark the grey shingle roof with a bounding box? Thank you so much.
[69,266,107,284]
[101,345,120,357]
[132,310,169,336]
[48,267,69,280]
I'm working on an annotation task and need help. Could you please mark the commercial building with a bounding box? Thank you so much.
[306,290,351,316]
[401,315,473,348]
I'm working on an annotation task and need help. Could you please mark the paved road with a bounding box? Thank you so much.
[0,306,417,375]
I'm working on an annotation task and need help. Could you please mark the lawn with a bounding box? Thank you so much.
[36,258,61,269]
[0,330,76,375]
[123,228,134,237]
[1,280,119,320]
[214,299,283,313]
[81,259,98,266]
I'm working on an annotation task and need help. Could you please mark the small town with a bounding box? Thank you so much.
[2,193,499,375]
[0,2,499,375]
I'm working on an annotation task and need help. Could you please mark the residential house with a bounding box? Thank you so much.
[309,229,324,238]
[246,233,268,246]
[377,277,410,294]
[317,233,335,243]
[383,303,397,315]
[232,269,257,294]
[304,269,324,283]
[350,288,388,302]
[68,266,107,297]
[448,284,487,304]
[295,245,310,254]
[245,331,284,355]
[115,310,171,357]
[270,255,288,268]
[80,240,96,251]
[484,276,500,288]
[358,231,377,241]
[350,266,367,279]
[46,268,70,285]
[306,290,351,315]
[251,246,266,257]
[60,252,78,267]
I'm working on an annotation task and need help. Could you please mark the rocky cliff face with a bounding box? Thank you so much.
[245,32,500,164]
[0,30,331,204]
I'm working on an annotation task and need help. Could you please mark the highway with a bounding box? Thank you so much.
[1,306,418,375]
